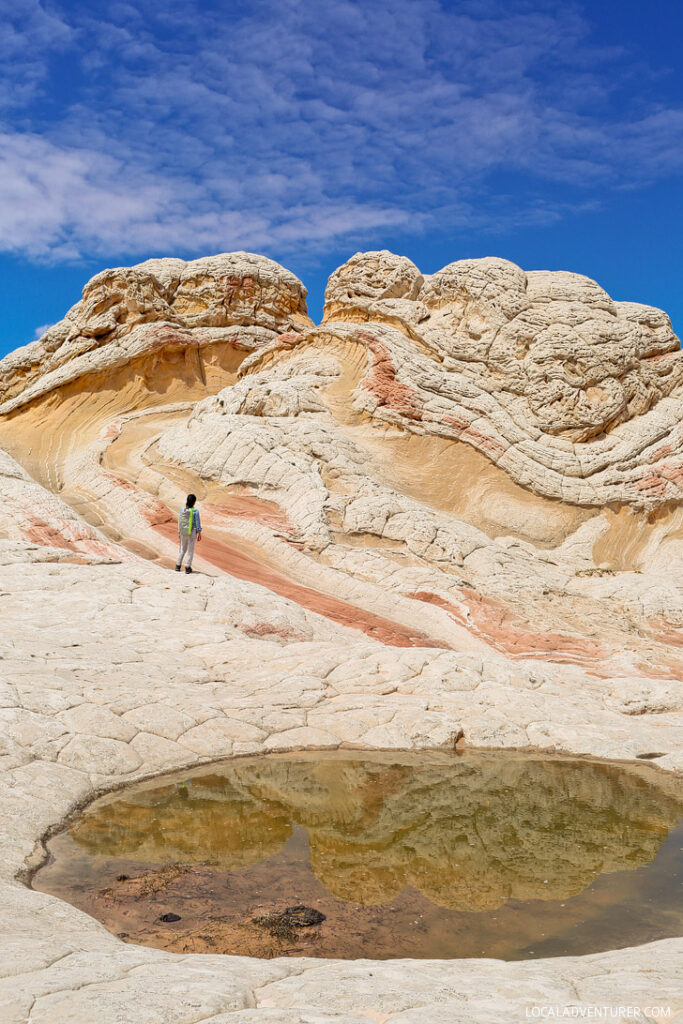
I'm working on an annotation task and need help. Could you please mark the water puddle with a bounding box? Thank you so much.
[33,750,683,959]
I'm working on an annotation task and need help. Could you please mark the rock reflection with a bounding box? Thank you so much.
[68,751,683,911]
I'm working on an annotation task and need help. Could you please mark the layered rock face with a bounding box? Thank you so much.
[1,249,683,682]
[1,250,683,1022]
[322,251,682,498]
[0,252,311,415]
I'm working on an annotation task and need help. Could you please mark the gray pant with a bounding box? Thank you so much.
[176,532,196,568]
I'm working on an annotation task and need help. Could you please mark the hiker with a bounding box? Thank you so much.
[176,493,202,574]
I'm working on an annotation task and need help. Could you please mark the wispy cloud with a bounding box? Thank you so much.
[0,0,681,262]
[0,0,72,109]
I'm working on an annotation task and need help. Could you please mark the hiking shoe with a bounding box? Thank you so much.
[185,567,193,574]
[175,565,181,572]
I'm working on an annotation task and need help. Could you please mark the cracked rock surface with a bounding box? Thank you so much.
[0,250,681,1022]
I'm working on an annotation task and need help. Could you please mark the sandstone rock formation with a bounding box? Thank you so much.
[0,250,682,1022]
[0,253,311,416]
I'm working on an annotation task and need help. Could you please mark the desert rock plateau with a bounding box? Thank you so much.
[1,250,682,1022]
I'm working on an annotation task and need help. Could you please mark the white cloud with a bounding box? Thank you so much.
[0,0,681,261]
[0,129,413,258]
[0,0,73,109]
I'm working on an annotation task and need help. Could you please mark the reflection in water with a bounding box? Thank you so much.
[35,750,683,960]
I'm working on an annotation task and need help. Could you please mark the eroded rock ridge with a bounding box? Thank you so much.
[0,250,681,1023]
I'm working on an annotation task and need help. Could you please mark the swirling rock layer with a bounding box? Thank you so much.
[0,250,682,1022]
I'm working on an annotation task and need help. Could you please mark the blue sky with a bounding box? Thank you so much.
[0,0,681,356]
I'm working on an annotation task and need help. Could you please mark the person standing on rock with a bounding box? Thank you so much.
[176,494,202,574]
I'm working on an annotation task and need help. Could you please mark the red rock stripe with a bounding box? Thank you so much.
[409,589,604,664]
[154,518,448,650]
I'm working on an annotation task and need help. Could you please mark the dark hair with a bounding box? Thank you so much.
[186,494,197,508]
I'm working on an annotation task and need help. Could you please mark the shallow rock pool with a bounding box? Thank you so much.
[33,750,683,960]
